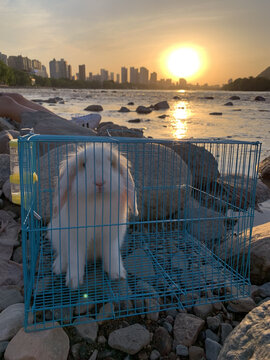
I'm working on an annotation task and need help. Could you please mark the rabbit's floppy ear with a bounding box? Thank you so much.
[53,157,77,216]
[119,157,138,216]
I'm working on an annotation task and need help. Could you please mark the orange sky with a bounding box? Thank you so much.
[1,0,270,85]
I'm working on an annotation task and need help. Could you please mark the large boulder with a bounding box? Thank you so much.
[97,122,144,138]
[220,222,270,285]
[84,105,103,112]
[20,111,96,137]
[218,300,270,360]
[0,131,13,154]
[0,154,10,188]
[259,156,270,181]
[167,142,220,188]
[153,101,170,110]
[4,322,70,360]
[136,106,152,114]
[174,313,205,347]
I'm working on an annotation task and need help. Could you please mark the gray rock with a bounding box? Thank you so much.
[126,142,192,220]
[0,286,23,311]
[209,112,222,115]
[4,322,69,360]
[171,251,187,271]
[174,313,205,346]
[136,106,152,114]
[205,338,222,360]
[224,102,233,106]
[12,246,22,264]
[207,316,221,331]
[163,321,173,334]
[0,260,23,288]
[205,329,219,343]
[20,111,96,137]
[145,297,160,321]
[218,300,270,360]
[229,96,240,100]
[258,282,270,298]
[119,107,130,112]
[97,121,144,137]
[255,96,266,101]
[2,180,11,202]
[96,303,114,322]
[108,323,150,355]
[84,105,103,111]
[153,101,170,110]
[0,210,20,248]
[189,346,205,360]
[0,341,9,357]
[153,326,172,356]
[0,154,10,188]
[0,117,16,131]
[0,131,13,154]
[166,308,178,318]
[255,179,270,204]
[73,317,98,342]
[89,349,98,360]
[97,335,107,344]
[227,297,256,313]
[259,156,270,181]
[220,323,233,344]
[0,303,25,341]
[176,344,188,356]
[193,300,213,319]
[124,249,155,278]
[150,349,160,360]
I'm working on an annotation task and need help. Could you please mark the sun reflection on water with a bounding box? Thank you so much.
[170,101,190,139]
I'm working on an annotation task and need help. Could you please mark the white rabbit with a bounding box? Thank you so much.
[47,143,138,289]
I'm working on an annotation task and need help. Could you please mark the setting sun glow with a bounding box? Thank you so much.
[165,47,204,80]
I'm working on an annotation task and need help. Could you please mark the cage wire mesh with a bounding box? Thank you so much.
[18,135,261,331]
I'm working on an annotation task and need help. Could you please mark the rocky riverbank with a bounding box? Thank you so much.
[0,111,270,360]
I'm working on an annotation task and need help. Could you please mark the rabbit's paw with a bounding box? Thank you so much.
[65,273,84,289]
[109,265,127,280]
[53,257,65,275]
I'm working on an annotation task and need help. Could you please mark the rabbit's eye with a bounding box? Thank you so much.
[82,162,86,168]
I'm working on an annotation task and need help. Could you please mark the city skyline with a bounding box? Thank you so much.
[1,0,270,85]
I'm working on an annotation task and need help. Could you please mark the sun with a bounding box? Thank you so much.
[166,47,202,79]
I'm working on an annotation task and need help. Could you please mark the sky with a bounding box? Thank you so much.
[1,0,270,85]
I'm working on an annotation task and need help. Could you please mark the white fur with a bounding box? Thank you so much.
[47,143,138,289]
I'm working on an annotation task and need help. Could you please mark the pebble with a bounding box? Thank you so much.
[175,344,189,356]
[162,321,173,334]
[145,298,160,321]
[0,303,25,341]
[108,323,151,355]
[205,329,219,343]
[0,286,23,311]
[174,313,205,346]
[73,317,98,342]
[150,349,161,360]
[205,338,222,360]
[166,308,178,318]
[97,335,107,344]
[153,326,172,356]
[193,300,213,319]
[206,316,221,331]
[227,297,256,313]
[89,349,98,360]
[4,323,69,360]
[258,282,270,298]
[220,323,233,344]
[189,346,205,360]
[96,303,115,323]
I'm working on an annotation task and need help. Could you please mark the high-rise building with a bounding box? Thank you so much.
[79,64,86,81]
[116,74,120,83]
[32,59,41,70]
[178,78,187,89]
[139,67,149,84]
[0,52,8,65]
[88,72,93,81]
[58,58,68,78]
[49,58,69,79]
[100,68,109,82]
[8,55,32,71]
[49,58,59,79]
[130,67,139,84]
[150,72,157,83]
[68,65,72,80]
[110,72,114,81]
[121,67,128,83]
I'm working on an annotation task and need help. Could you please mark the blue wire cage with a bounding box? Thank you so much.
[18,134,261,331]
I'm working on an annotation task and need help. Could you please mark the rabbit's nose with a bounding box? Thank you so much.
[95,181,106,192]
